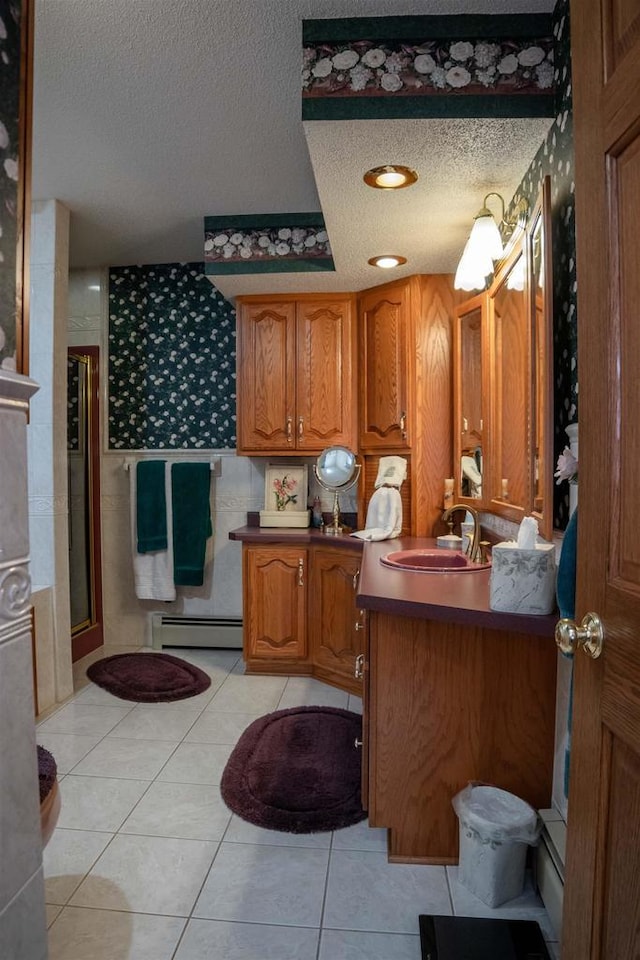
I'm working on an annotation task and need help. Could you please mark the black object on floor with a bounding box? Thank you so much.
[419,915,552,960]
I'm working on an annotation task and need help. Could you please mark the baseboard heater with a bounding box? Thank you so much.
[151,615,243,650]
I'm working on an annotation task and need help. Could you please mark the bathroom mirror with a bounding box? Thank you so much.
[488,240,530,522]
[314,445,361,535]
[529,176,553,540]
[453,294,489,506]
[67,348,103,661]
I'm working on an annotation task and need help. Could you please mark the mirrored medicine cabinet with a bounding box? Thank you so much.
[452,176,553,539]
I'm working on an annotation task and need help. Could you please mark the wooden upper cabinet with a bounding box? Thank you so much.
[358,278,416,450]
[296,300,356,451]
[237,301,296,452]
[236,295,356,454]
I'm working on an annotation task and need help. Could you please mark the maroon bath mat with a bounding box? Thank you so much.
[86,652,211,703]
[220,705,367,833]
[37,745,58,803]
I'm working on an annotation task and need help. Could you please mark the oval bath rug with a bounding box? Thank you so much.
[221,705,367,833]
[86,652,211,703]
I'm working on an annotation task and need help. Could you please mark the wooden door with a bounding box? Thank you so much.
[358,278,414,450]
[309,547,363,694]
[562,3,640,958]
[243,546,307,666]
[296,298,356,452]
[236,301,296,453]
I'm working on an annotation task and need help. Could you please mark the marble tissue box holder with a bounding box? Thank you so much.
[489,542,556,615]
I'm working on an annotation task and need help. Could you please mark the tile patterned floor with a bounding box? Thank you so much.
[41,647,561,960]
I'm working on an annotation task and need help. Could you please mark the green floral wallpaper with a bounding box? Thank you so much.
[0,0,22,371]
[108,263,236,450]
[505,0,575,529]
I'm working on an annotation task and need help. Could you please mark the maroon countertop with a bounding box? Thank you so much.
[229,525,363,552]
[356,537,557,638]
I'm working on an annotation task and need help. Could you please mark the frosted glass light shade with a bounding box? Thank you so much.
[454,238,493,291]
[468,213,504,261]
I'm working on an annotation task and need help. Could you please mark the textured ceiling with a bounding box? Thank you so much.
[32,0,555,300]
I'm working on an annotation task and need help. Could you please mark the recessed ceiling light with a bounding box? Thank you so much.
[363,165,418,190]
[368,255,407,269]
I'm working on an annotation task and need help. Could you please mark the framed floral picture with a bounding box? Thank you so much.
[264,464,308,513]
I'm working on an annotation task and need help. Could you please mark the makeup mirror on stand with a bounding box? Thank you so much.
[314,446,360,536]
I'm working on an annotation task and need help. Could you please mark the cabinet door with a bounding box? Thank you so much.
[237,301,296,453]
[309,548,364,694]
[359,279,413,450]
[296,299,356,451]
[244,546,307,663]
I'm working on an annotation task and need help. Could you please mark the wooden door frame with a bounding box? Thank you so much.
[69,345,104,661]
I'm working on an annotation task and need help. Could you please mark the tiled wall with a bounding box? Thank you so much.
[28,200,74,710]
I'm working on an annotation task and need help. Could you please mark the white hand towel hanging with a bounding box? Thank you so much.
[129,462,176,601]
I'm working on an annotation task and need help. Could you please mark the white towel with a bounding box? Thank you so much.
[130,462,176,601]
[374,455,407,488]
[350,486,403,541]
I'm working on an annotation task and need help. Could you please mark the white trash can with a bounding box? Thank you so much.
[452,783,541,908]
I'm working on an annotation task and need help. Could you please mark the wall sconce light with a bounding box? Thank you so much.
[367,255,407,269]
[454,192,528,291]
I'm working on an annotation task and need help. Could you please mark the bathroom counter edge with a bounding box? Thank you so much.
[356,536,557,638]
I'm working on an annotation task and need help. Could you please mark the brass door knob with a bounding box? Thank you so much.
[555,612,604,659]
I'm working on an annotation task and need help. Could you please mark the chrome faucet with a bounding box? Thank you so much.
[442,503,482,563]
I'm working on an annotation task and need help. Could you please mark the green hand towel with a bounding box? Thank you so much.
[136,461,168,553]
[171,463,212,586]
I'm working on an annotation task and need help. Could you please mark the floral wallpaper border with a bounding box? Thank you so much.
[0,0,22,371]
[204,213,334,274]
[108,263,236,450]
[302,14,554,120]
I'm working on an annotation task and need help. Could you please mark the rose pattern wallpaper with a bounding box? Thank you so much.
[108,263,236,450]
[504,0,575,528]
[67,358,80,451]
[0,0,21,371]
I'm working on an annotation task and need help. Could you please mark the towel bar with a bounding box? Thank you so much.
[123,457,221,476]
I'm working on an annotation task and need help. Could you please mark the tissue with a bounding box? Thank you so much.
[516,516,538,549]
[490,517,555,615]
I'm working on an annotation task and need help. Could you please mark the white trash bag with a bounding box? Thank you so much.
[452,782,542,908]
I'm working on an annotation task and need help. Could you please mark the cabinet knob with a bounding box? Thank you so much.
[354,653,364,679]
[352,569,360,590]
[354,738,363,749]
[298,416,304,439]
[286,416,293,443]
[400,410,407,440]
[355,620,365,631]
[297,558,304,586]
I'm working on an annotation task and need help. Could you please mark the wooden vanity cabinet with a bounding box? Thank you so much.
[241,542,365,694]
[243,545,309,672]
[309,546,365,696]
[365,610,556,863]
[236,294,357,455]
